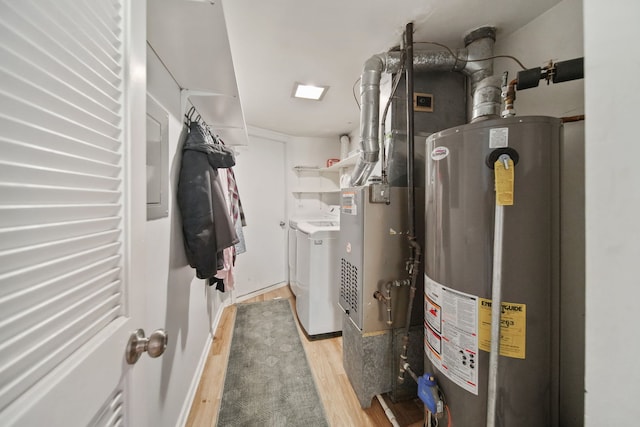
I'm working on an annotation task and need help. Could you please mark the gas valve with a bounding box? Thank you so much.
[418,374,443,416]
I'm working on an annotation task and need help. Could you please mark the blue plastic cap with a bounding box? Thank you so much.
[423,374,436,386]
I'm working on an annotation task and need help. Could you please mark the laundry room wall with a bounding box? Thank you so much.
[584,1,640,424]
[146,45,232,427]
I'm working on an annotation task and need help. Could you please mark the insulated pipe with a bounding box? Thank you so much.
[350,27,498,186]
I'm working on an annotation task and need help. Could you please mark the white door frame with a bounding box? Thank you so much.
[123,0,149,425]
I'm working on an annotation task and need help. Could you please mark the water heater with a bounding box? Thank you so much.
[424,116,561,426]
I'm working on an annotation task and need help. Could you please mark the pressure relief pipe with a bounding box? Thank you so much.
[486,153,515,427]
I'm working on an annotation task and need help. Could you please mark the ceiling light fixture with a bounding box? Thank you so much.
[292,83,328,101]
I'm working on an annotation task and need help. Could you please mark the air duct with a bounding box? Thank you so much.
[350,27,499,187]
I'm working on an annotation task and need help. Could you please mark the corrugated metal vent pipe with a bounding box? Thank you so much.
[350,27,498,186]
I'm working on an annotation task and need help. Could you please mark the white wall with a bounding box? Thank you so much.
[146,46,231,427]
[584,0,640,425]
[493,0,584,118]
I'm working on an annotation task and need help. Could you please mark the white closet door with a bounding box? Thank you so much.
[233,134,287,296]
[0,1,146,425]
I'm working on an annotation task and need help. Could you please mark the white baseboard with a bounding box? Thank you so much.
[175,297,233,427]
[234,282,289,303]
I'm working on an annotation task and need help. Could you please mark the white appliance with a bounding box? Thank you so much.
[288,206,340,297]
[288,218,300,296]
[295,220,342,336]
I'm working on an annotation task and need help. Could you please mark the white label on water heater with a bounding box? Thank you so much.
[430,146,449,161]
[489,127,509,148]
[424,275,479,395]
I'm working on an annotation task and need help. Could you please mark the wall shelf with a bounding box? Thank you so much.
[291,188,340,197]
[293,152,360,174]
[291,189,341,195]
[321,152,360,172]
[293,166,323,173]
[148,0,249,145]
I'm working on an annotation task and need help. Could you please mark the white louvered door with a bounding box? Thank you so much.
[0,1,147,425]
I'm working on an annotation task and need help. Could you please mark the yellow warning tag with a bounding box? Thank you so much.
[494,158,514,206]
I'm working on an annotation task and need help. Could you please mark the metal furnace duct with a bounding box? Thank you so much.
[424,116,561,426]
[350,27,500,187]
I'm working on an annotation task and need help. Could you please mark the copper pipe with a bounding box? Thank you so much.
[503,78,518,116]
[561,114,585,123]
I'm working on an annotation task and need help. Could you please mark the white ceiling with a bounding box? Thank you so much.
[149,1,562,140]
[221,0,561,138]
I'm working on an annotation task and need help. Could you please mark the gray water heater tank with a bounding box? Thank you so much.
[424,116,561,426]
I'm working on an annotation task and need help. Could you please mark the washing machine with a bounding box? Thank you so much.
[288,206,340,296]
[288,219,301,296]
[295,220,342,336]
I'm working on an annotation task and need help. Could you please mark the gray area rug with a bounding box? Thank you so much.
[217,299,328,426]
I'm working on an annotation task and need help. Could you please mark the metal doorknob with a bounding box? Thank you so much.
[279,221,286,228]
[126,328,168,364]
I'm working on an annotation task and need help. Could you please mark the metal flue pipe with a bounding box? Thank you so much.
[350,55,386,187]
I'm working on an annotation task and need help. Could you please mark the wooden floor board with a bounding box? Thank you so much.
[186,286,424,427]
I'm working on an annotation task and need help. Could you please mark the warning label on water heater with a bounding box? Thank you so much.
[478,298,527,359]
[424,276,479,395]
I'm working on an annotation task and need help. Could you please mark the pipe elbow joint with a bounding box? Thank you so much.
[363,54,386,75]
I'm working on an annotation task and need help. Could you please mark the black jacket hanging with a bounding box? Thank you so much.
[177,122,238,279]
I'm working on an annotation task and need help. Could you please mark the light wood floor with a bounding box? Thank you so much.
[186,285,424,427]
